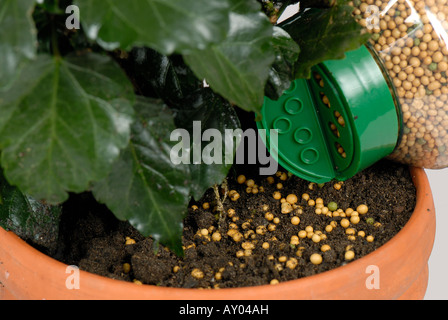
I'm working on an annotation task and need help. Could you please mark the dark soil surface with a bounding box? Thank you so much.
[51,160,416,289]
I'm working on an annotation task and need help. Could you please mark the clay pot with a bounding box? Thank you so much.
[0,167,436,300]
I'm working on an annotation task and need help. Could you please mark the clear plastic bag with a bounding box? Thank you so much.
[352,0,448,168]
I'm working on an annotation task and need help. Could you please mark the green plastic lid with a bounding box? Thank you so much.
[257,45,402,183]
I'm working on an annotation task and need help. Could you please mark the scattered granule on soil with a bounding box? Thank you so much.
[52,159,416,289]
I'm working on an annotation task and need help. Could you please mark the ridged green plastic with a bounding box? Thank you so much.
[258,45,402,183]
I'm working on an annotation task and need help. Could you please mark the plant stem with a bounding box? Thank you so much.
[51,17,61,58]
[213,180,229,232]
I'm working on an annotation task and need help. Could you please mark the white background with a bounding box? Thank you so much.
[424,169,448,300]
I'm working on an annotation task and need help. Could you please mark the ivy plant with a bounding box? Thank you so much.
[0,0,369,255]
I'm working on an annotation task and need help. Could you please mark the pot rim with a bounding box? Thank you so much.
[0,166,435,299]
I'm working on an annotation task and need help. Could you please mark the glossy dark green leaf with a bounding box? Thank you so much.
[92,97,191,255]
[0,172,62,254]
[119,47,203,104]
[74,0,230,55]
[0,0,37,89]
[0,53,135,204]
[172,89,241,200]
[119,49,241,200]
[265,26,301,101]
[184,0,275,115]
[279,4,370,79]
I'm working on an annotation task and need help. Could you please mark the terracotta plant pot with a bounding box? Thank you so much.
[0,167,436,300]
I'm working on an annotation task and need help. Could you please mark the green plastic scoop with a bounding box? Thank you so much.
[257,45,403,183]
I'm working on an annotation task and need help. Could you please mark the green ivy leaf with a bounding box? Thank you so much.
[0,53,135,204]
[0,0,37,89]
[74,0,230,55]
[265,26,301,101]
[0,172,62,254]
[279,4,370,79]
[92,97,191,255]
[184,0,275,115]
